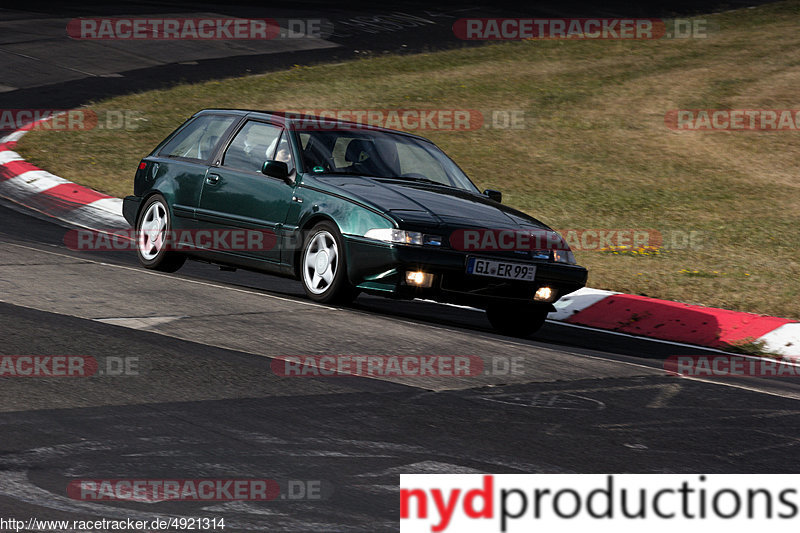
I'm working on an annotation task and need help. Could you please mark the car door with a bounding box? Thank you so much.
[154,113,239,226]
[196,119,296,263]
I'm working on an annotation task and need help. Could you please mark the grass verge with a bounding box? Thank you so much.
[15,1,800,319]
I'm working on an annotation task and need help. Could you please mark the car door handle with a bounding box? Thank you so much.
[206,173,221,185]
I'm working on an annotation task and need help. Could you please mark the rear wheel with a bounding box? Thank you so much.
[135,194,186,273]
[301,222,357,304]
[486,302,548,337]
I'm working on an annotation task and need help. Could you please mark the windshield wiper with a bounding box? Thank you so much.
[379,176,454,188]
[317,172,457,189]
[312,170,383,177]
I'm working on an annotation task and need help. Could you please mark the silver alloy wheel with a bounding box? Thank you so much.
[303,230,339,295]
[138,200,168,261]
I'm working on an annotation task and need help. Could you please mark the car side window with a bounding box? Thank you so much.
[160,115,237,161]
[223,121,283,172]
[274,132,295,174]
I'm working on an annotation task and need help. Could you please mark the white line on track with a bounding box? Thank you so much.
[2,241,338,310]
[3,240,800,402]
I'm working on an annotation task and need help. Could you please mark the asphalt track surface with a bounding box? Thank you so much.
[0,1,795,530]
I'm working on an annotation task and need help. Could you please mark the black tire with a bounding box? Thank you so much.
[300,221,357,304]
[135,194,186,273]
[486,302,549,337]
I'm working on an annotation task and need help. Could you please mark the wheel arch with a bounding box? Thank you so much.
[293,213,341,278]
[134,189,167,227]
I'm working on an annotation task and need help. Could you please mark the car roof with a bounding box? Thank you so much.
[192,108,432,142]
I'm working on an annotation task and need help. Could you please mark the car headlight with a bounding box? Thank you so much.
[364,228,442,246]
[553,249,577,265]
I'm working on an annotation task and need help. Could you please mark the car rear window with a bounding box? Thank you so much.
[160,114,237,161]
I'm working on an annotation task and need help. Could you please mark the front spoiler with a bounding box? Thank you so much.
[343,235,588,309]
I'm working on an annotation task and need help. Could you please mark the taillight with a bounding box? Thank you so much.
[138,161,147,170]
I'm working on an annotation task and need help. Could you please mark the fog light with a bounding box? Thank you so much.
[534,286,556,302]
[405,271,433,288]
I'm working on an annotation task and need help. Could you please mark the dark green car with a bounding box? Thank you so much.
[123,109,587,337]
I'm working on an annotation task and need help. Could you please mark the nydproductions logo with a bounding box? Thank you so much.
[401,474,800,532]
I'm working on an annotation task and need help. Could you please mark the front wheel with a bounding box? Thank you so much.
[486,303,549,338]
[301,222,357,304]
[135,194,186,273]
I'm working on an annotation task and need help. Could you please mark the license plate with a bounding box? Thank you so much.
[466,257,536,281]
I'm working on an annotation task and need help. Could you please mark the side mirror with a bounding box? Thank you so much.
[261,160,291,183]
[483,189,502,203]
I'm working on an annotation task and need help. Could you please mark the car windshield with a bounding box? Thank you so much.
[293,128,480,192]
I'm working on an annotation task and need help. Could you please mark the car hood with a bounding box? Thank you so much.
[315,176,551,230]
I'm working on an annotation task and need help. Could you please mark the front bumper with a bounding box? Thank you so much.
[344,236,588,309]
